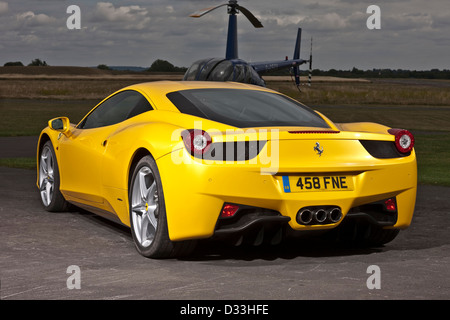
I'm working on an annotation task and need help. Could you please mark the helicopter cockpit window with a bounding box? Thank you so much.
[183,59,203,81]
[248,66,266,86]
[233,64,249,83]
[183,58,266,87]
[208,60,233,81]
[184,59,234,82]
[198,58,224,80]
[232,63,265,86]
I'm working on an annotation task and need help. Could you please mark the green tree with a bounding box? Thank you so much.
[28,59,48,66]
[4,61,24,66]
[97,64,110,70]
[148,59,187,73]
[148,59,175,72]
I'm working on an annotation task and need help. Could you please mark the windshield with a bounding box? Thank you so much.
[167,89,330,128]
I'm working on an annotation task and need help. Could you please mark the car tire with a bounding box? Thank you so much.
[334,220,400,247]
[38,140,69,212]
[129,155,196,258]
[365,226,400,247]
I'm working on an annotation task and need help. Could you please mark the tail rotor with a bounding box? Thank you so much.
[308,37,313,87]
[292,28,302,89]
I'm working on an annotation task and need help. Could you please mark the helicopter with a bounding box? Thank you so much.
[183,0,313,88]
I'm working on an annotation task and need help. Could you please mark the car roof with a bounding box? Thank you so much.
[128,80,274,94]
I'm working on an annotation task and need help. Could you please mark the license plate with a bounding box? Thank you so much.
[282,175,354,193]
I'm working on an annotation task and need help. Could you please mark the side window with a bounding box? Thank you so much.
[79,90,153,129]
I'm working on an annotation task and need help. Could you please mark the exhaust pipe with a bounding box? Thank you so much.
[328,207,342,223]
[296,209,313,225]
[297,206,343,225]
[313,209,327,224]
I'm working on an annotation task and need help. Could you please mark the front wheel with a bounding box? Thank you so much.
[129,155,196,258]
[38,140,68,212]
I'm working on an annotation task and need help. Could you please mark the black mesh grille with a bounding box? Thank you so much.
[202,141,266,161]
[359,140,410,159]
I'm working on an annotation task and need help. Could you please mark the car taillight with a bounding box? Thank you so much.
[182,129,212,157]
[388,129,414,154]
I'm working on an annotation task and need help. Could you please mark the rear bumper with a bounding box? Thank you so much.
[213,206,291,246]
[157,147,417,241]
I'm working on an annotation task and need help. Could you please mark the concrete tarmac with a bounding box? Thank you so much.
[0,136,39,158]
[0,166,449,300]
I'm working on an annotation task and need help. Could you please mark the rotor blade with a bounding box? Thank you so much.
[190,4,227,18]
[237,5,263,28]
[293,28,302,60]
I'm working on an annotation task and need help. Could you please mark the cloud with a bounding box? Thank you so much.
[0,0,449,70]
[383,12,433,31]
[431,13,450,29]
[166,5,174,14]
[16,11,58,26]
[303,12,349,30]
[91,2,150,29]
[0,1,8,15]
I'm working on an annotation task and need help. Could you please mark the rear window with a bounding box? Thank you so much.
[167,89,329,128]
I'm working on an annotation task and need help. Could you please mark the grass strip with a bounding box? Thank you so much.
[0,157,36,170]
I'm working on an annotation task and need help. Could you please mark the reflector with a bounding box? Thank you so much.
[221,204,239,218]
[384,198,397,212]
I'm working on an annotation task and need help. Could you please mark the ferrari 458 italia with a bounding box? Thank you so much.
[37,81,416,258]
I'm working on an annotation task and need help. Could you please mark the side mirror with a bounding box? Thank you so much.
[48,117,70,134]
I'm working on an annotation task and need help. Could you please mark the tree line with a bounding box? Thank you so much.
[304,67,450,80]
[95,59,187,72]
[4,58,449,79]
[4,59,48,67]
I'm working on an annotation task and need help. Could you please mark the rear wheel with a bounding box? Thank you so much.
[38,140,68,212]
[365,226,400,246]
[129,155,196,258]
[332,220,400,247]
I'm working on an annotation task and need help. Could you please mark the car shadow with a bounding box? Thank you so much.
[77,209,383,261]
[67,203,447,262]
[69,206,132,238]
[184,237,385,262]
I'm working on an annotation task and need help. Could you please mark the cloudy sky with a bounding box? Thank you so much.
[0,0,449,70]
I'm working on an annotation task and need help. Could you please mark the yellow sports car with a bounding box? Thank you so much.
[37,81,416,258]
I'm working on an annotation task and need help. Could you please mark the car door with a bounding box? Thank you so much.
[58,90,153,205]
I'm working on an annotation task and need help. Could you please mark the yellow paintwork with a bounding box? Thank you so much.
[37,81,417,241]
